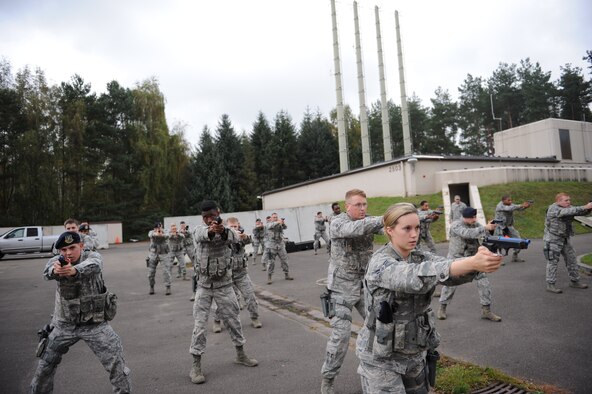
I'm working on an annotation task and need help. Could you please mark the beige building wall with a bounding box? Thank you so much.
[494,118,592,163]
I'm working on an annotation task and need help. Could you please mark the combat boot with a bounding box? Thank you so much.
[262,264,267,271]
[511,253,525,263]
[437,304,447,320]
[212,320,222,333]
[321,377,335,394]
[189,293,195,302]
[165,286,171,296]
[569,281,588,289]
[546,283,563,293]
[285,272,294,280]
[481,305,502,322]
[183,273,188,281]
[251,318,262,328]
[189,354,205,384]
[149,285,155,295]
[235,346,258,367]
[267,274,273,285]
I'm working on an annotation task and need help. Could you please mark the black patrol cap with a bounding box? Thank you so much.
[79,224,89,231]
[201,200,218,213]
[55,231,82,249]
[462,207,478,218]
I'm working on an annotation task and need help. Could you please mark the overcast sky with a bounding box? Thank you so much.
[1,0,590,147]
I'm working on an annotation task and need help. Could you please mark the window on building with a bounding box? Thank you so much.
[559,129,572,160]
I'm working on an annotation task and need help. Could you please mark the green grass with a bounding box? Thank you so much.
[361,181,592,244]
[582,253,592,266]
[434,355,558,394]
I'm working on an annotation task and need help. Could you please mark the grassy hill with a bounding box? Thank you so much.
[363,181,592,244]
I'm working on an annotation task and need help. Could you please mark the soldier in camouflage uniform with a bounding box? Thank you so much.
[449,195,467,223]
[30,231,131,394]
[260,216,272,271]
[313,211,330,255]
[213,217,262,330]
[437,207,501,322]
[355,203,502,394]
[493,195,531,262]
[263,213,294,284]
[188,201,258,385]
[167,223,187,280]
[417,200,440,254]
[325,202,342,253]
[251,219,264,265]
[147,223,172,295]
[544,193,592,293]
[78,223,99,252]
[320,189,383,394]
[180,222,199,301]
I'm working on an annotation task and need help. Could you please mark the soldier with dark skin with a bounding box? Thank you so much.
[188,201,257,385]
[493,195,531,262]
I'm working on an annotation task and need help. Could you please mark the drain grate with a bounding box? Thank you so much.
[472,382,529,394]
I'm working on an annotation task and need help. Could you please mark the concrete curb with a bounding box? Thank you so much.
[576,254,592,274]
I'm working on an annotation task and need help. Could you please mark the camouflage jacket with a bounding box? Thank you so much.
[447,220,488,258]
[149,231,169,255]
[327,213,383,287]
[314,217,327,232]
[494,201,525,227]
[193,224,239,288]
[44,250,107,325]
[418,209,437,239]
[449,202,467,222]
[167,232,185,253]
[264,221,287,249]
[356,244,475,372]
[543,203,591,241]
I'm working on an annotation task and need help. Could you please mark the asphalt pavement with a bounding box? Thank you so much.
[1,233,591,393]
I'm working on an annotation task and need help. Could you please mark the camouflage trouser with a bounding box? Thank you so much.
[439,272,492,306]
[30,321,131,394]
[358,357,429,394]
[495,226,522,256]
[544,238,580,284]
[418,232,436,254]
[147,252,172,287]
[189,284,246,356]
[252,240,263,264]
[264,246,290,275]
[215,274,259,320]
[321,281,365,379]
[169,250,186,276]
[314,230,330,252]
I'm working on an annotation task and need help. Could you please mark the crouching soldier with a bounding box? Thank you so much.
[30,231,131,394]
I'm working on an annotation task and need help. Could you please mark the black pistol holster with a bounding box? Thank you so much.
[36,324,54,358]
[320,288,336,318]
[426,349,440,388]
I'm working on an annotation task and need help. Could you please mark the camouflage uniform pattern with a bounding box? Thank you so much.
[263,221,290,275]
[30,251,131,394]
[189,224,246,356]
[439,220,492,306]
[355,244,475,394]
[168,231,186,277]
[449,201,467,222]
[543,203,591,284]
[494,201,525,257]
[81,233,99,252]
[147,230,171,289]
[314,216,330,253]
[321,214,383,380]
[215,232,260,320]
[417,209,437,253]
[251,225,264,264]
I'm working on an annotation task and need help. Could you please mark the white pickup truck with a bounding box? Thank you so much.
[0,226,60,259]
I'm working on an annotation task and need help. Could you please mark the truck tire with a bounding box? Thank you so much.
[0,251,4,260]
